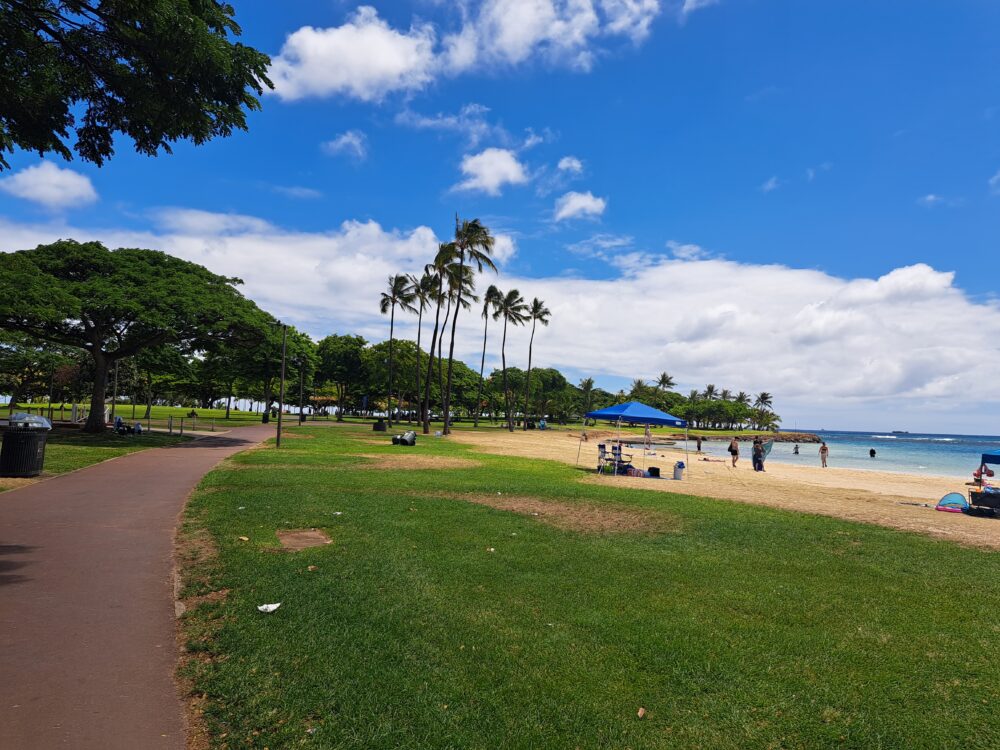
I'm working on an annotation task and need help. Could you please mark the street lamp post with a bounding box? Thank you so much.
[276,323,287,448]
[298,359,305,423]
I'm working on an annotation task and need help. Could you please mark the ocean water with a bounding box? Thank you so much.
[698,430,1000,478]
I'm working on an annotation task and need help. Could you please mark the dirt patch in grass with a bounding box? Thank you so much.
[354,453,480,470]
[452,493,678,534]
[0,476,39,493]
[279,431,314,439]
[277,528,332,550]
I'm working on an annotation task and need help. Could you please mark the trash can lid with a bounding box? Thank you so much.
[9,413,52,430]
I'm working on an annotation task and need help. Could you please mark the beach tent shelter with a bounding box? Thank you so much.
[585,401,687,428]
[584,401,689,472]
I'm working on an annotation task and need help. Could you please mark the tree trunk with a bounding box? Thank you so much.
[501,317,513,432]
[84,351,110,433]
[522,318,537,430]
[415,306,423,428]
[474,315,489,428]
[422,284,444,434]
[387,304,396,428]
[437,298,451,411]
[442,257,466,436]
[226,382,233,419]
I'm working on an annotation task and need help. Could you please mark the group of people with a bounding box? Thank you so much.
[724,438,831,469]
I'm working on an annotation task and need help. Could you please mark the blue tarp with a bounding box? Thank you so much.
[982,453,1000,466]
[585,401,688,428]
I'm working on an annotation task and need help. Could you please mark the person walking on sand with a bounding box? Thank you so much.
[819,441,829,468]
[728,437,740,467]
[696,435,703,452]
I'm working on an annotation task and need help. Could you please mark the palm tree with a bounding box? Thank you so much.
[379,274,416,427]
[579,377,595,421]
[687,389,701,403]
[407,272,434,428]
[656,372,675,391]
[442,218,497,434]
[421,243,456,433]
[474,284,502,427]
[630,378,647,396]
[493,288,528,431]
[703,383,718,400]
[754,391,773,410]
[521,297,551,430]
[720,388,732,402]
[734,391,751,406]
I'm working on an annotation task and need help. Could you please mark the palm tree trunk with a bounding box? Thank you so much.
[415,306,423,427]
[501,317,513,432]
[522,318,537,430]
[442,257,466,436]
[437,298,451,409]
[474,315,489,428]
[387,304,396,428]
[422,284,444,434]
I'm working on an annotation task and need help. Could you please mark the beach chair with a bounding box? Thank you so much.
[597,443,608,473]
[610,444,633,475]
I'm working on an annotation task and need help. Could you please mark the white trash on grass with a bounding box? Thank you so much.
[257,603,282,613]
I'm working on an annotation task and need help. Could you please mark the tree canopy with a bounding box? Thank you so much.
[0,0,272,169]
[0,239,268,430]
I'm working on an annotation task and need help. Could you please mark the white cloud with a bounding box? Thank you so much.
[272,185,323,199]
[554,190,607,220]
[269,7,437,101]
[395,103,506,148]
[681,0,719,16]
[0,162,97,209]
[322,130,368,160]
[493,233,519,264]
[760,176,781,193]
[270,2,668,102]
[990,169,1000,194]
[6,212,1000,430]
[557,156,584,173]
[666,240,708,260]
[455,148,529,195]
[918,194,942,207]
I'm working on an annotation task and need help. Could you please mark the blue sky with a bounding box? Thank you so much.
[2,0,1000,431]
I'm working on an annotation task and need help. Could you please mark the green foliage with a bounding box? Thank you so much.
[0,0,272,169]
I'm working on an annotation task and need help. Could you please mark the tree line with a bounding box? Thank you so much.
[0,236,781,433]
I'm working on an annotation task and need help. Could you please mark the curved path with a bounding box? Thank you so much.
[0,424,274,749]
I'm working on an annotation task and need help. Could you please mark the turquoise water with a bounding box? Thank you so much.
[698,430,1000,478]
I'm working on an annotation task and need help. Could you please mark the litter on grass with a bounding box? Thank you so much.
[257,603,281,613]
[238,536,250,542]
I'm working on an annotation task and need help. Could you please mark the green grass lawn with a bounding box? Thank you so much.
[180,424,1000,749]
[39,430,191,475]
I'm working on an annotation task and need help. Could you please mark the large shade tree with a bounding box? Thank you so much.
[0,0,271,170]
[0,240,267,431]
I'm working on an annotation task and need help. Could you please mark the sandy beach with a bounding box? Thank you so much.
[450,428,1000,550]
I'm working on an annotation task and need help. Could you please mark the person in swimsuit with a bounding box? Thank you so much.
[819,441,829,468]
[728,437,740,467]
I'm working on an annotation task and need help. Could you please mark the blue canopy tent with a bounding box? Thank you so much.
[583,401,689,472]
[585,401,687,428]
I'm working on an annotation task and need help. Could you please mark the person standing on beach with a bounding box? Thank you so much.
[752,437,765,472]
[819,441,829,468]
[728,437,739,467]
[696,435,703,452]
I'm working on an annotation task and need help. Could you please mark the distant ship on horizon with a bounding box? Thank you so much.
[891,430,910,434]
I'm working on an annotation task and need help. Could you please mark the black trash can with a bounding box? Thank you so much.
[373,419,387,432]
[1,413,53,478]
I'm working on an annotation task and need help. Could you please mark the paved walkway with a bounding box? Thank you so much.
[0,424,274,749]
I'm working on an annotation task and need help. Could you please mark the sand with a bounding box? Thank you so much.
[448,428,1000,550]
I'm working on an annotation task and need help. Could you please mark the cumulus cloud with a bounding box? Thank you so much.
[0,162,97,209]
[269,7,437,101]
[455,148,529,194]
[272,185,323,199]
[322,130,368,160]
[666,240,709,260]
[558,156,584,173]
[269,1,668,102]
[554,190,607,220]
[5,211,1000,429]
